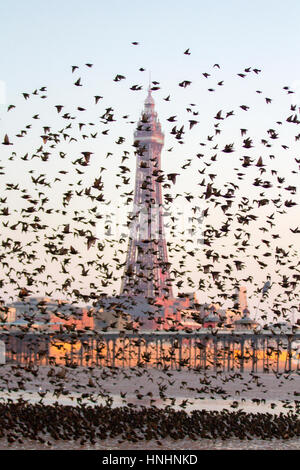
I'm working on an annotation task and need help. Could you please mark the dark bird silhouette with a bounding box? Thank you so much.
[2,134,13,145]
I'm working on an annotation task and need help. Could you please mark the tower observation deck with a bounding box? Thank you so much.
[120,89,173,300]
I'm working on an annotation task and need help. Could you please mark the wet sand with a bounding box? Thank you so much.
[0,436,299,450]
[0,365,298,413]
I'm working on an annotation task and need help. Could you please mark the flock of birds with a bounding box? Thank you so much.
[0,42,299,446]
[0,401,298,446]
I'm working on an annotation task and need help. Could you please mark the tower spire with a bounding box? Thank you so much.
[121,89,173,300]
[144,85,155,112]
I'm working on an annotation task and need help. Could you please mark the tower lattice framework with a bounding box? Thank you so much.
[121,89,173,299]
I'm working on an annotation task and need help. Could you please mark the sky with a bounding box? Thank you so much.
[0,0,299,320]
[1,0,300,96]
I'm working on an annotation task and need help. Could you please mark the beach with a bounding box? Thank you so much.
[0,365,298,412]
[0,364,299,450]
[0,436,299,450]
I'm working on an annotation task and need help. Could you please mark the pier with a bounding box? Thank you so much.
[0,329,299,373]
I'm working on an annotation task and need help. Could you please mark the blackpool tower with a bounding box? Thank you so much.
[120,88,174,300]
